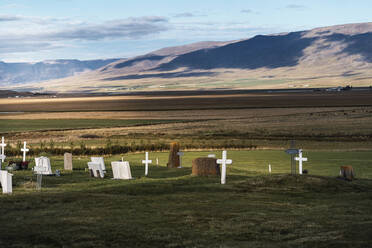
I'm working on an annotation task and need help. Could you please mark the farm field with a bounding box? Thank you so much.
[0,119,184,133]
[1,150,372,247]
[2,105,372,150]
[2,91,372,112]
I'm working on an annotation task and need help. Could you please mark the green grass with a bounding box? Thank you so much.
[1,150,372,247]
[0,119,184,133]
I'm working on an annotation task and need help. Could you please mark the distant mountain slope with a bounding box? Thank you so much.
[0,59,120,85]
[154,30,372,71]
[99,41,232,75]
[157,32,316,70]
[10,22,372,93]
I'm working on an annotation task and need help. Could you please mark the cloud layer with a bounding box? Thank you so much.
[0,15,169,55]
[0,11,282,62]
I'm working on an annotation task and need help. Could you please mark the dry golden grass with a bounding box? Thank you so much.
[2,92,372,151]
[4,106,372,147]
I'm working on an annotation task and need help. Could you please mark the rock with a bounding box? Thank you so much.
[167,142,180,168]
[192,157,220,176]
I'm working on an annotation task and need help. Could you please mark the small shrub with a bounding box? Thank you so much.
[80,134,101,139]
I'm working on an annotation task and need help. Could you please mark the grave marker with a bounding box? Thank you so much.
[0,170,13,194]
[177,151,184,168]
[285,141,299,175]
[64,153,73,171]
[21,141,29,162]
[142,152,152,176]
[167,142,180,168]
[295,149,308,175]
[192,157,220,176]
[0,137,6,163]
[87,157,105,178]
[217,151,232,185]
[34,157,53,175]
[111,161,132,180]
[34,165,48,190]
[91,157,106,172]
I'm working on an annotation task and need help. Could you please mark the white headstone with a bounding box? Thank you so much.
[21,141,29,162]
[0,170,13,194]
[34,157,53,175]
[269,164,272,173]
[111,161,132,180]
[156,157,159,166]
[0,137,6,163]
[217,151,232,185]
[177,151,184,168]
[295,149,308,175]
[64,153,73,171]
[142,152,152,176]
[208,154,216,158]
[91,157,106,171]
[87,162,104,178]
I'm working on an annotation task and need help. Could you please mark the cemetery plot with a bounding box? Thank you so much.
[0,150,371,247]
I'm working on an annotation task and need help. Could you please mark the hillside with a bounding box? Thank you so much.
[10,22,372,93]
[0,59,120,86]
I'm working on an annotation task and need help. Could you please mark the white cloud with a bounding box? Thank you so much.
[286,4,307,10]
[0,16,169,54]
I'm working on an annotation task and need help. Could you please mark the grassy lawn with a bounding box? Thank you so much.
[0,119,184,133]
[1,150,372,247]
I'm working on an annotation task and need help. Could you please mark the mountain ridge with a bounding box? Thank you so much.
[0,58,121,86]
[7,22,372,93]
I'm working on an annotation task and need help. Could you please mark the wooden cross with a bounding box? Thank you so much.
[177,151,184,168]
[142,152,152,176]
[21,141,29,162]
[295,149,308,175]
[217,151,232,185]
[0,137,6,163]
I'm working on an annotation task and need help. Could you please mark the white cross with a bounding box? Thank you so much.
[142,152,152,176]
[0,154,6,169]
[295,149,308,175]
[217,150,232,185]
[177,151,184,168]
[0,137,6,163]
[21,141,29,162]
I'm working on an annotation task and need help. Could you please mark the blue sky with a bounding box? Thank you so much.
[0,0,371,62]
